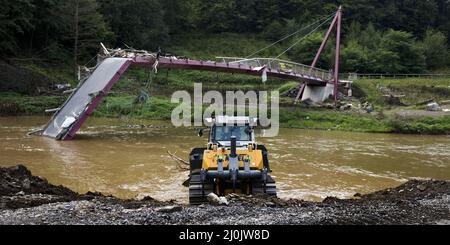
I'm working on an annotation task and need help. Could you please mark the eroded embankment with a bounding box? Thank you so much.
[0,165,449,225]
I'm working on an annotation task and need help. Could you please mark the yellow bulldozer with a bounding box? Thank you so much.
[188,116,276,204]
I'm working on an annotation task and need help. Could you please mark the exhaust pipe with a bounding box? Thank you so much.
[230,136,237,158]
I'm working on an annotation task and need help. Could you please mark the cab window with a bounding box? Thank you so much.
[213,126,251,141]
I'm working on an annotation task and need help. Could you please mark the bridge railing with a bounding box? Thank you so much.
[342,73,450,80]
[217,57,332,81]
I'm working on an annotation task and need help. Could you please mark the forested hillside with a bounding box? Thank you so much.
[1,0,449,76]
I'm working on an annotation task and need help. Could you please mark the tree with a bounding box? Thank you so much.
[341,40,368,72]
[421,29,449,69]
[262,21,287,42]
[26,0,67,57]
[435,0,450,45]
[0,0,34,54]
[288,32,331,68]
[98,0,167,50]
[198,0,236,33]
[379,30,425,73]
[162,0,200,34]
[61,0,112,77]
[371,49,401,74]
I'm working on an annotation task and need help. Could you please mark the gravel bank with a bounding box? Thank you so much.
[0,165,449,225]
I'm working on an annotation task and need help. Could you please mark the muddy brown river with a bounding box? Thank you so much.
[0,116,449,203]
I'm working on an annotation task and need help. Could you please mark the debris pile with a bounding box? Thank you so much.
[0,165,449,225]
[427,102,442,112]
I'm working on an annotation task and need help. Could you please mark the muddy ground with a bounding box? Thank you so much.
[0,165,449,225]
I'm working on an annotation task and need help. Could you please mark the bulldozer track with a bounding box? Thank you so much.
[251,176,277,196]
[189,173,277,205]
[189,173,214,205]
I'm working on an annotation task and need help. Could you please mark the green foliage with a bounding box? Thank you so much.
[93,95,178,120]
[389,116,450,135]
[421,29,449,69]
[288,32,330,67]
[378,30,425,73]
[359,23,382,50]
[279,108,450,135]
[0,0,111,66]
[262,21,288,42]
[98,0,167,50]
[342,27,429,73]
[61,0,112,57]
[0,92,64,115]
[341,40,368,72]
[1,0,450,96]
[279,109,392,133]
[277,82,298,94]
[166,33,286,59]
[353,77,450,106]
[0,0,34,53]
[162,0,200,34]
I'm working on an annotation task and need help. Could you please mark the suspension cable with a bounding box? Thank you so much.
[245,13,336,59]
[273,14,335,60]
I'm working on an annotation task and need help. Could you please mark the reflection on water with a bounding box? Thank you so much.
[1,116,449,202]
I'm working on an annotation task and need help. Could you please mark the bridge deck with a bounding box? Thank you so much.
[41,54,333,140]
[134,56,331,85]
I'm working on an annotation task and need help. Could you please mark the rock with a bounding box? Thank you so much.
[219,197,229,206]
[440,100,450,105]
[154,205,182,213]
[383,95,406,106]
[415,99,434,106]
[207,193,221,204]
[227,193,239,198]
[207,193,228,206]
[323,196,340,204]
[141,196,156,201]
[22,178,30,190]
[426,102,442,112]
[122,208,142,214]
[265,202,276,207]
[436,219,450,225]
[37,176,48,184]
[417,184,427,192]
[353,193,362,198]
[85,191,104,197]
[339,104,352,111]
[301,99,316,108]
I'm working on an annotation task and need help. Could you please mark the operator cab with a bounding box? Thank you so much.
[205,116,257,149]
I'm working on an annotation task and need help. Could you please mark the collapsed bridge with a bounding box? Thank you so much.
[40,7,343,141]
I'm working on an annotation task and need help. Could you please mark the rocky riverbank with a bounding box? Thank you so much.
[0,165,449,225]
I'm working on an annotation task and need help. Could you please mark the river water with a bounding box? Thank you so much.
[1,116,449,202]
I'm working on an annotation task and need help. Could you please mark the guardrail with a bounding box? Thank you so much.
[343,73,450,80]
[217,57,333,81]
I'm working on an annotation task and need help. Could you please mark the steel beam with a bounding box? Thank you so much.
[334,6,342,105]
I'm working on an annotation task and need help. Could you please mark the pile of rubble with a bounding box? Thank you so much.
[1,165,449,225]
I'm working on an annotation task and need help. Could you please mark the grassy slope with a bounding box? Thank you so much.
[353,78,450,106]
